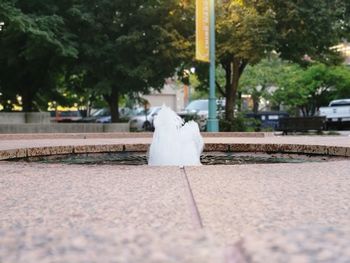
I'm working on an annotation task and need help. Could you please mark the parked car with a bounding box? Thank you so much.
[129,107,161,131]
[177,99,225,131]
[319,99,350,122]
[319,99,350,130]
[79,108,110,123]
[96,115,111,123]
[50,110,82,122]
[119,107,142,120]
[95,107,143,123]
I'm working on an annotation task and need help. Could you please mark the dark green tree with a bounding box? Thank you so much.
[70,0,192,122]
[270,0,346,65]
[274,63,350,116]
[192,0,348,121]
[239,56,287,113]
[216,0,276,120]
[0,0,78,111]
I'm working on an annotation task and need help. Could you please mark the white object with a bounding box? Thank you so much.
[148,105,204,166]
[177,99,225,131]
[319,99,350,122]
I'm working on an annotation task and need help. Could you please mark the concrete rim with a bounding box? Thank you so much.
[1,142,349,161]
[0,131,269,140]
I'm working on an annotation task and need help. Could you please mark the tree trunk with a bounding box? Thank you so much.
[237,91,242,112]
[104,88,120,123]
[300,107,307,117]
[22,89,34,112]
[223,57,247,121]
[223,61,234,121]
[252,97,259,114]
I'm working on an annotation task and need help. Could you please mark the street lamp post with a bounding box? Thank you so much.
[206,0,219,132]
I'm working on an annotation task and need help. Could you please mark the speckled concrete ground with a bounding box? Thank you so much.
[1,134,350,262]
[186,162,350,243]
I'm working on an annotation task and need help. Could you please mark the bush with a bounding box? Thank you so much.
[219,113,261,132]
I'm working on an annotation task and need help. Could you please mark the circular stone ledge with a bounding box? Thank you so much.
[0,132,268,140]
[1,143,350,161]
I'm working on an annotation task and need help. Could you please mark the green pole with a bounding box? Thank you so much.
[207,0,219,132]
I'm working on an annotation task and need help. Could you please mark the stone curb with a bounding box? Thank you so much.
[1,143,349,161]
[0,132,268,140]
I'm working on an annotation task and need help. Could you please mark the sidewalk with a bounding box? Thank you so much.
[1,134,350,262]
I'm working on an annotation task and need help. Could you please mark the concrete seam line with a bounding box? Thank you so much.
[224,244,250,263]
[180,167,204,229]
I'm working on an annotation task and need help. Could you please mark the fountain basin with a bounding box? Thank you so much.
[1,142,349,164]
[14,151,347,165]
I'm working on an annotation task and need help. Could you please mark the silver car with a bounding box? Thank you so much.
[178,99,225,131]
[129,107,161,131]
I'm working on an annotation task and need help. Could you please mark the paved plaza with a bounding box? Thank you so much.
[1,133,350,262]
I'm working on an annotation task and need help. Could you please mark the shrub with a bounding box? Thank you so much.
[219,113,261,132]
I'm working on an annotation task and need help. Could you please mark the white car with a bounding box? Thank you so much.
[319,99,350,122]
[129,107,161,131]
[178,99,225,131]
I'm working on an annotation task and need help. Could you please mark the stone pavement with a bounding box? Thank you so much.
[1,133,350,262]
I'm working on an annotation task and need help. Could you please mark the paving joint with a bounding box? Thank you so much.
[180,166,203,229]
[224,244,250,263]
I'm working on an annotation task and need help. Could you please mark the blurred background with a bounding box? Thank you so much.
[0,0,349,133]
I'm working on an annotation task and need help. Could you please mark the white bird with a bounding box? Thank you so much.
[148,105,204,166]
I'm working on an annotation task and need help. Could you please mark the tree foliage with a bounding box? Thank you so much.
[1,0,349,122]
[239,55,287,113]
[273,63,350,116]
[215,0,276,120]
[0,0,78,111]
[199,0,349,121]
[0,0,192,119]
[270,0,346,64]
[66,0,193,121]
